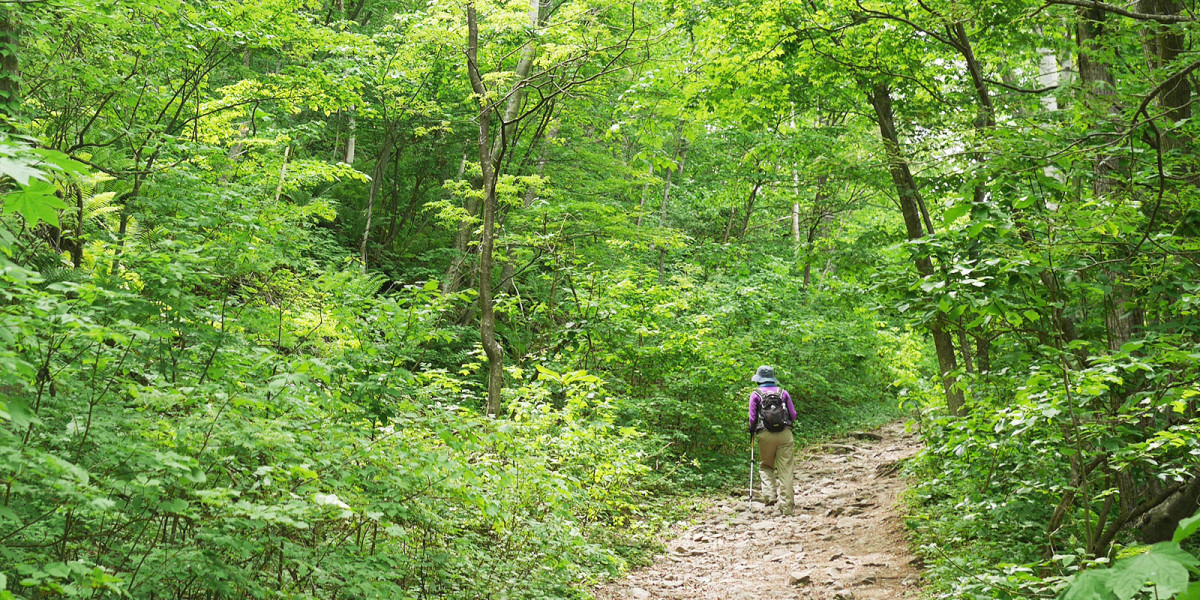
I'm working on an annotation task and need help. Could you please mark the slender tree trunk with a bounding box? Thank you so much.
[446,0,540,295]
[274,145,291,203]
[722,203,735,243]
[636,162,653,229]
[957,328,974,375]
[868,83,965,416]
[0,8,19,128]
[791,171,801,244]
[360,136,391,273]
[1077,7,1144,351]
[738,177,762,240]
[1076,6,1121,192]
[802,175,829,288]
[344,109,356,164]
[444,154,473,294]
[72,185,83,268]
[975,336,991,373]
[467,3,505,417]
[1137,0,1191,154]
[657,138,687,285]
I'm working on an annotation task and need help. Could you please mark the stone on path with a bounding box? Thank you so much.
[788,570,812,585]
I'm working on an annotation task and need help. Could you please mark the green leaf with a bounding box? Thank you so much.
[1110,552,1189,600]
[1148,541,1199,568]
[3,399,40,428]
[1174,511,1200,543]
[183,466,207,484]
[534,364,560,381]
[34,148,87,176]
[1061,568,1116,600]
[43,563,70,579]
[943,203,970,225]
[1176,581,1200,600]
[3,180,67,228]
[0,155,47,186]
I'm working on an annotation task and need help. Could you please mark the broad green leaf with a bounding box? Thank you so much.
[1176,581,1200,600]
[183,466,207,484]
[943,203,970,224]
[1174,511,1200,543]
[1061,569,1116,600]
[1110,552,1189,600]
[3,399,40,428]
[3,180,67,228]
[0,155,47,186]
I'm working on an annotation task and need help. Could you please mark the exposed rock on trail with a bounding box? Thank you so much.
[595,421,923,600]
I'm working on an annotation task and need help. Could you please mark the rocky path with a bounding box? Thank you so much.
[595,421,924,600]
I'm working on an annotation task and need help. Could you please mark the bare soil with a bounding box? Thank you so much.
[594,421,924,600]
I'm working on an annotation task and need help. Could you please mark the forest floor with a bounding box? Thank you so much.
[595,421,924,600]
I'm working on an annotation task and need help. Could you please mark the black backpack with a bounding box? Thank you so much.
[758,390,790,432]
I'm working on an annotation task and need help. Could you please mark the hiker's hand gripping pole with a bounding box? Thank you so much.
[747,435,755,503]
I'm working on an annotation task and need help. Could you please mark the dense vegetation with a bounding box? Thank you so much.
[4,0,1200,598]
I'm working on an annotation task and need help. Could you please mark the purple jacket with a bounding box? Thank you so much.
[748,385,796,429]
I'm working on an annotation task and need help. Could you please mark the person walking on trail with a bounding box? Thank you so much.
[748,365,797,515]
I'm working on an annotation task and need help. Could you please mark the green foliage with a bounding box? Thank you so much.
[1059,515,1200,600]
[0,136,86,228]
[1,0,932,597]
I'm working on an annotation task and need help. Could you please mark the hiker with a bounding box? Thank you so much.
[748,365,796,515]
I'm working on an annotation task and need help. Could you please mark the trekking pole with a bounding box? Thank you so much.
[748,439,756,503]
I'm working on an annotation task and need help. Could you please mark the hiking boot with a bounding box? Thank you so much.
[764,497,778,506]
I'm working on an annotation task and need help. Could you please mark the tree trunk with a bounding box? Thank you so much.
[975,336,991,374]
[636,162,654,229]
[467,3,505,417]
[444,154,473,294]
[1076,8,1144,351]
[801,175,830,289]
[1076,6,1121,193]
[738,178,762,240]
[1137,0,1192,172]
[446,0,540,295]
[344,109,356,164]
[0,8,19,128]
[957,327,974,375]
[791,170,801,243]
[360,137,391,273]
[868,83,965,416]
[657,137,687,284]
[274,145,291,204]
[71,185,83,268]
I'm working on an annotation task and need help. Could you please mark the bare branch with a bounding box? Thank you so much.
[1043,0,1193,23]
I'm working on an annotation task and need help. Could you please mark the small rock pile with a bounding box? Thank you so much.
[594,421,923,600]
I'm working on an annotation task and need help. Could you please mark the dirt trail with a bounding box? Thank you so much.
[595,421,924,600]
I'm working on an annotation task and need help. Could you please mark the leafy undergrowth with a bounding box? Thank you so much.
[1,224,929,600]
[904,380,1200,600]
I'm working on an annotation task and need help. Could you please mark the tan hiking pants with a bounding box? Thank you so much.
[757,428,794,514]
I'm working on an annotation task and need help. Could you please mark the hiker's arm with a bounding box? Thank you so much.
[748,391,759,434]
[783,390,797,421]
